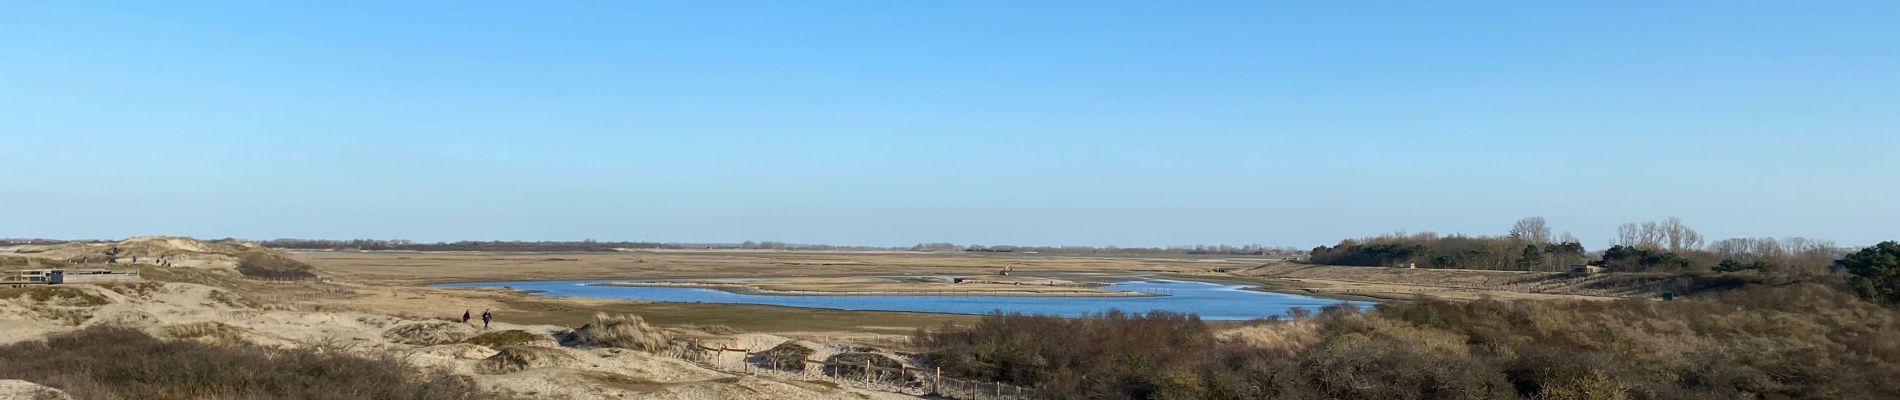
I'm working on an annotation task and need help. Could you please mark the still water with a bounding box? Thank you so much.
[438,278,1372,320]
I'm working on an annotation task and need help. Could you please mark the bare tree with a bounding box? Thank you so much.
[1616,223,1642,248]
[1508,216,1552,244]
[1659,217,1703,252]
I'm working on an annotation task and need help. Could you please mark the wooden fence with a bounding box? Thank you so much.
[671,339,1035,399]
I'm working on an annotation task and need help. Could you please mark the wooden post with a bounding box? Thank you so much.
[934,367,942,395]
[864,359,872,384]
[995,381,1001,398]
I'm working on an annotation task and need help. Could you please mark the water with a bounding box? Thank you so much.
[439,278,1372,320]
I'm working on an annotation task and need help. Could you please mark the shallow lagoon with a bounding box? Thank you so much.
[439,278,1372,320]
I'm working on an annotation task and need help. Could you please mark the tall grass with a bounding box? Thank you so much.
[0,326,511,400]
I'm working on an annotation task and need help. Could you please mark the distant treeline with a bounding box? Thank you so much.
[911,242,1300,256]
[258,238,1297,256]
[1309,217,1850,275]
[258,239,888,252]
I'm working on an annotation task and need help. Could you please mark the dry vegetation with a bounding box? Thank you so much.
[915,281,1900,399]
[0,326,510,400]
[236,251,319,280]
[563,313,672,352]
[466,330,550,348]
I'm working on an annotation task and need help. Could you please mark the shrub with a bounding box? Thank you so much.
[236,251,318,280]
[478,346,577,374]
[760,341,816,371]
[826,352,910,382]
[1843,241,1900,304]
[383,321,480,346]
[917,284,1900,400]
[563,313,671,352]
[466,330,548,348]
[0,326,510,400]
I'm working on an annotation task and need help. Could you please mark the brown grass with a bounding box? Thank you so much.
[0,326,512,400]
[2,286,111,307]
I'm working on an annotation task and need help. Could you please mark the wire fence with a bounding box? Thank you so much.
[669,339,1035,399]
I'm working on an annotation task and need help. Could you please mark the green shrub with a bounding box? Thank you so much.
[1843,241,1900,304]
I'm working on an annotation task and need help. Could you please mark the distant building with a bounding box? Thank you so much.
[1571,265,1606,274]
[5,269,142,285]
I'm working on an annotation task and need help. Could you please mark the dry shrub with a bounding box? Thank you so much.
[826,352,912,382]
[918,284,1900,400]
[466,330,551,348]
[760,341,816,371]
[235,251,317,280]
[0,326,510,400]
[101,282,163,299]
[383,320,480,346]
[478,346,577,374]
[680,324,743,335]
[564,313,671,352]
[4,287,110,307]
[1217,320,1318,351]
[161,321,246,342]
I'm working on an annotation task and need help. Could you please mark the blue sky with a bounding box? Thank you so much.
[3,1,1896,248]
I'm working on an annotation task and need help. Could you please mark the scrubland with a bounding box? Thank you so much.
[914,280,1900,399]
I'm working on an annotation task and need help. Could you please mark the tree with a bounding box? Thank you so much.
[1659,217,1703,252]
[1518,244,1544,271]
[1509,217,1552,244]
[1843,241,1900,304]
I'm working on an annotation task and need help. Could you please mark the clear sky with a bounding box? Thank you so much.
[3,1,1896,248]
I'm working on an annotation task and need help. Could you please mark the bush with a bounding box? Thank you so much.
[826,352,910,382]
[760,341,816,371]
[1843,241,1900,304]
[478,346,576,374]
[466,330,548,348]
[383,321,479,346]
[563,313,671,352]
[236,251,318,280]
[0,326,510,400]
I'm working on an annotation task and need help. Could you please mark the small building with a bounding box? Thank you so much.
[6,269,142,285]
[1571,265,1606,274]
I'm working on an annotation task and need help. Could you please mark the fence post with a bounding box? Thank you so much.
[995,381,1000,398]
[864,359,872,384]
[934,367,942,395]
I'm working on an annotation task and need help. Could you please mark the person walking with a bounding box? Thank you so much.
[462,309,471,324]
[480,309,492,329]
